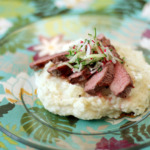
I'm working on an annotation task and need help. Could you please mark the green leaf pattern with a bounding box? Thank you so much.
[0,26,35,55]
[21,107,78,143]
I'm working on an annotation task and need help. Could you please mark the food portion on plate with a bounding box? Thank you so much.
[30,29,150,120]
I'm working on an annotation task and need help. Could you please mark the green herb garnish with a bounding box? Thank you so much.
[62,28,117,72]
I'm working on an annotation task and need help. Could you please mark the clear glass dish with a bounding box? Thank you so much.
[0,14,150,150]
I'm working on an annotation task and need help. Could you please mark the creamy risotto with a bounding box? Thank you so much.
[35,43,150,120]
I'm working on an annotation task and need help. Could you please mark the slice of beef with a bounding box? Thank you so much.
[68,67,91,84]
[110,62,133,98]
[97,34,120,59]
[30,51,69,70]
[84,62,114,95]
[47,64,73,77]
[97,34,111,47]
[98,34,133,98]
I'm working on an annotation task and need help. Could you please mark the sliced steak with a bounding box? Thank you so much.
[110,62,133,98]
[97,34,111,47]
[68,67,91,84]
[47,64,73,77]
[30,51,69,70]
[98,35,133,98]
[84,62,114,95]
[97,34,120,59]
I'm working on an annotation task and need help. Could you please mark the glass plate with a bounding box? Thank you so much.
[0,14,150,150]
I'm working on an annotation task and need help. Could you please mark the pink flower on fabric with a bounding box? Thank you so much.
[95,137,137,150]
[28,35,70,61]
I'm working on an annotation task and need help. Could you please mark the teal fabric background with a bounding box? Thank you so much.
[0,0,150,149]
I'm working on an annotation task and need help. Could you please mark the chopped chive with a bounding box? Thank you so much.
[94,27,96,39]
[88,33,92,36]
[81,61,86,65]
[120,57,125,64]
[73,64,79,69]
[69,51,71,55]
[76,57,81,64]
[97,67,102,72]
[96,42,100,46]
[65,54,69,58]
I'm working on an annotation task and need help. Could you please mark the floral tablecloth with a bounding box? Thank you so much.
[0,0,150,150]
